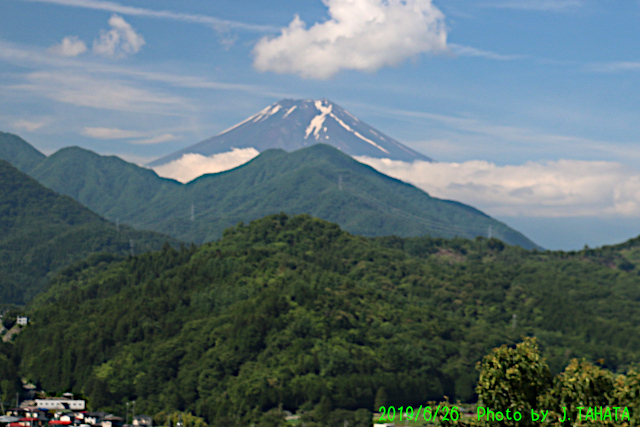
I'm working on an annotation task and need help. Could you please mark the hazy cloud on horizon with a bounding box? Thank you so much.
[356,156,640,218]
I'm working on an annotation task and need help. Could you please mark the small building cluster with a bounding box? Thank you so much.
[0,392,151,427]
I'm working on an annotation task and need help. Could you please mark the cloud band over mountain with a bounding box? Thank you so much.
[356,157,640,217]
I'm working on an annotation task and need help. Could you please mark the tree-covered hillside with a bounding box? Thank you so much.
[30,146,181,220]
[0,159,180,305]
[1,133,539,248]
[15,214,640,426]
[0,132,46,174]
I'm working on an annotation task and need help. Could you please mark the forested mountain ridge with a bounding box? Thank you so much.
[15,214,640,426]
[0,159,180,305]
[30,146,181,220]
[0,132,46,174]
[0,133,540,249]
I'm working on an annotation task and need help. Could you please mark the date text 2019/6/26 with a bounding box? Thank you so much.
[378,405,459,423]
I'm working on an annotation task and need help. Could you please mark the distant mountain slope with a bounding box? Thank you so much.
[0,159,179,305]
[164,145,537,248]
[149,99,432,167]
[0,132,46,174]
[30,146,181,221]
[10,139,538,248]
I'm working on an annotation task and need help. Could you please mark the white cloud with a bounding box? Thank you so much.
[483,0,582,11]
[0,39,293,100]
[355,156,640,217]
[133,133,177,144]
[253,0,448,79]
[12,119,47,132]
[83,128,178,144]
[586,61,640,73]
[10,71,189,114]
[83,126,145,139]
[153,148,260,183]
[449,43,524,61]
[93,14,145,58]
[48,36,88,57]
[25,0,275,32]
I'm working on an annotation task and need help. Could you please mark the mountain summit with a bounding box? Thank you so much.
[148,99,431,167]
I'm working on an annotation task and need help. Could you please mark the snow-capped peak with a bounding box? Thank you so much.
[148,98,432,168]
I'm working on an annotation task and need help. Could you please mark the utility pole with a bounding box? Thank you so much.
[512,313,517,329]
[126,402,129,426]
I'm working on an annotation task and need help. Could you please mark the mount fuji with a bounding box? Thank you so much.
[148,99,431,167]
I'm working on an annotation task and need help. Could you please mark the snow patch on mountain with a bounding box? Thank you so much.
[252,105,274,123]
[283,105,297,118]
[267,104,281,117]
[218,110,264,136]
[305,101,333,140]
[329,111,389,154]
[344,110,359,122]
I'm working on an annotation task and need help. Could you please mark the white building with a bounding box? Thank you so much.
[17,316,29,326]
[133,415,152,427]
[35,398,86,410]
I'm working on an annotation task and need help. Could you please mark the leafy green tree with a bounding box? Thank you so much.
[256,407,286,427]
[476,337,552,426]
[2,311,18,329]
[315,396,332,424]
[610,368,640,426]
[153,411,208,427]
[373,387,387,412]
[540,359,616,425]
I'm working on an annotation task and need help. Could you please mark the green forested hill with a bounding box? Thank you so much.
[15,214,640,426]
[30,146,181,220]
[0,159,179,305]
[2,133,539,248]
[0,132,46,174]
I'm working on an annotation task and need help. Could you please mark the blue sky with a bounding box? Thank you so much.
[2,0,640,250]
